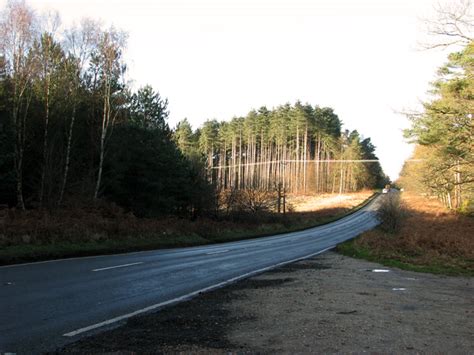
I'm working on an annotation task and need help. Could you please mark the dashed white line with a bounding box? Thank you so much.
[63,246,335,337]
[206,249,229,255]
[92,262,144,272]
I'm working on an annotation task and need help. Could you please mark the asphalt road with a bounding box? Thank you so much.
[0,196,381,354]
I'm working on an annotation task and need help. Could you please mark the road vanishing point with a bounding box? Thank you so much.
[1,196,382,353]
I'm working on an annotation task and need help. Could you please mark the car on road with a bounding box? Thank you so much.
[382,188,389,193]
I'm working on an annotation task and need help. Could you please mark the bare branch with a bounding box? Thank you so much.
[420,0,473,50]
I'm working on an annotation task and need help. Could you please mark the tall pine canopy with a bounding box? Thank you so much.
[182,103,388,194]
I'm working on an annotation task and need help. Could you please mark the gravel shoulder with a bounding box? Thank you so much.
[61,252,474,354]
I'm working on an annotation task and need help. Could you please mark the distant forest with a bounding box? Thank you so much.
[0,1,388,218]
[175,105,388,194]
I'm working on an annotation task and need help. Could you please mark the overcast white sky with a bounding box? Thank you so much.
[4,0,456,180]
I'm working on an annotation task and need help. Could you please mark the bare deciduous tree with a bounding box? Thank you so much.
[34,11,63,207]
[0,0,37,209]
[59,18,100,206]
[93,27,127,199]
[422,0,473,49]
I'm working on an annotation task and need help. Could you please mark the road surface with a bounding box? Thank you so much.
[0,196,381,353]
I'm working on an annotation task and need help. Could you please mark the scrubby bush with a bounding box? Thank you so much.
[218,188,276,214]
[235,189,276,213]
[216,188,277,222]
[377,193,406,233]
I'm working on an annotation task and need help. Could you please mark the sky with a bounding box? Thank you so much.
[3,0,456,180]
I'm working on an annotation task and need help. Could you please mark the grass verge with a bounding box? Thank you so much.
[0,192,377,265]
[337,193,474,277]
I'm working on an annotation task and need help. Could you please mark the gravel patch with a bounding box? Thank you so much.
[59,252,474,354]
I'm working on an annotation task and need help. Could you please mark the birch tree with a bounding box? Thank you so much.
[59,19,99,205]
[92,27,127,199]
[0,0,37,209]
[32,31,65,206]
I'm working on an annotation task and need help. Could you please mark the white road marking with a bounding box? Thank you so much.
[206,249,229,255]
[63,246,335,337]
[0,250,150,269]
[92,262,144,272]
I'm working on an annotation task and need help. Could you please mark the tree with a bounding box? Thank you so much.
[0,0,37,209]
[199,119,219,182]
[103,124,187,216]
[129,85,169,130]
[58,18,100,206]
[92,27,127,199]
[0,75,15,205]
[423,0,473,49]
[405,42,474,209]
[174,118,198,158]
[402,0,474,211]
[184,102,385,195]
[32,31,66,206]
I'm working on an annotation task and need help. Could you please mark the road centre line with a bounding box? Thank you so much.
[206,249,229,255]
[0,250,150,269]
[92,262,144,272]
[63,246,335,337]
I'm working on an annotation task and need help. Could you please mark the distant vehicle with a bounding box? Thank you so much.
[382,188,389,193]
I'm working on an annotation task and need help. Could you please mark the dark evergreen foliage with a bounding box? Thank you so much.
[103,124,198,217]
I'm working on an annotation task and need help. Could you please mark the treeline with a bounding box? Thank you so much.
[0,1,210,216]
[0,0,388,219]
[174,104,389,194]
[400,40,474,212]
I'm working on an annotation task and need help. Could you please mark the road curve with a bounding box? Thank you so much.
[0,196,381,353]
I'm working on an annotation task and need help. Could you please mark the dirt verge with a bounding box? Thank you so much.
[60,252,473,354]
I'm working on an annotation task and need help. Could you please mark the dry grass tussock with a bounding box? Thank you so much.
[354,193,474,272]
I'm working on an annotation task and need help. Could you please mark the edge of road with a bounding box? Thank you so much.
[61,246,336,338]
[60,195,381,339]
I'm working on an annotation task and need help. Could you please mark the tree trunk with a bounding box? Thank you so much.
[303,124,308,193]
[13,91,31,210]
[39,76,50,207]
[94,80,110,200]
[315,134,321,193]
[14,103,25,210]
[59,102,76,206]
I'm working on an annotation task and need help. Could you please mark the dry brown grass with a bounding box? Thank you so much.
[349,193,474,274]
[0,193,375,264]
[0,192,372,247]
[287,190,373,212]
